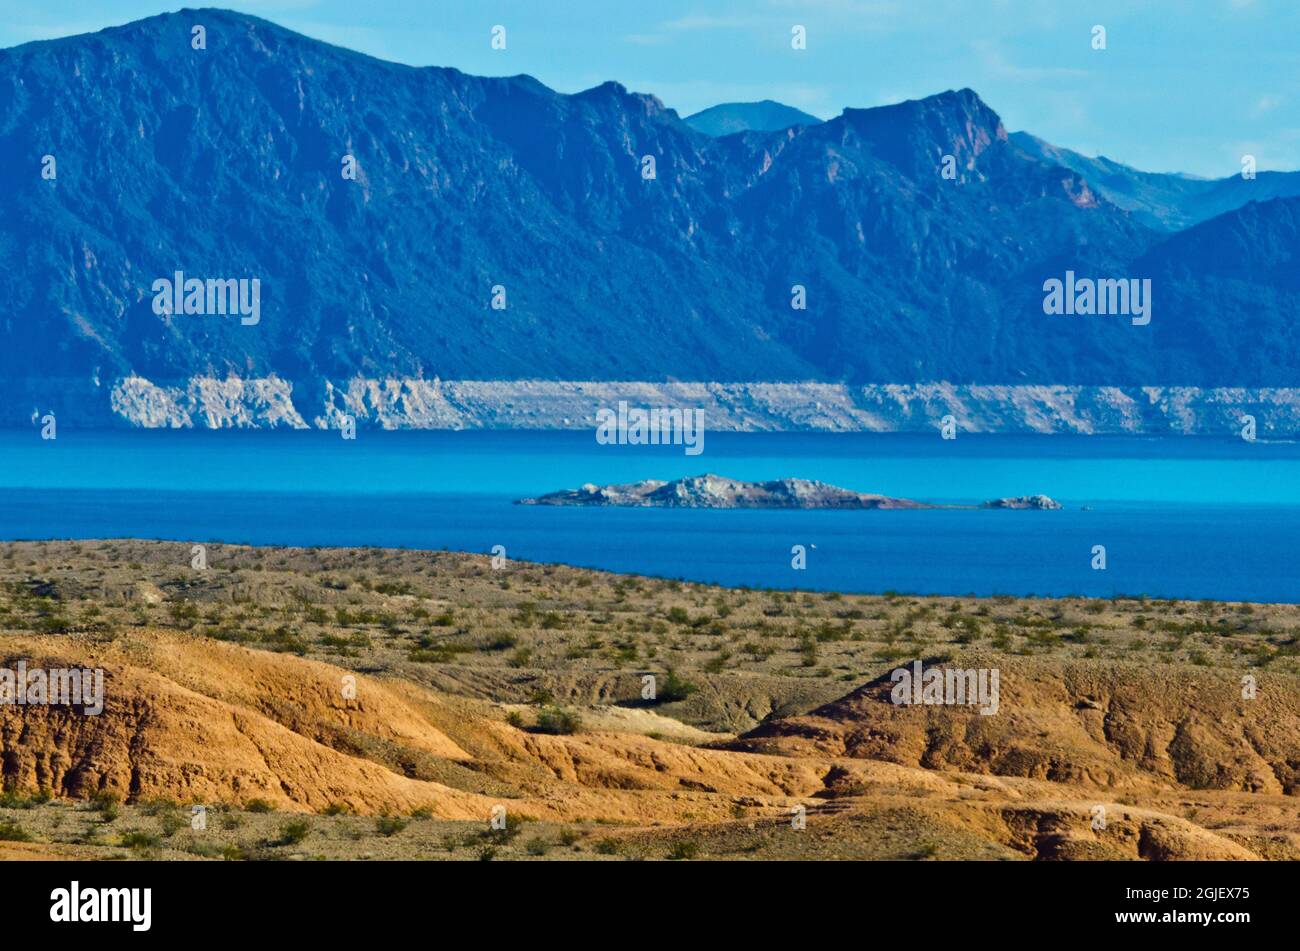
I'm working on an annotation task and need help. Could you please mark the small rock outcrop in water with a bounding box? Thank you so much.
[517,474,1060,510]
[981,495,1064,510]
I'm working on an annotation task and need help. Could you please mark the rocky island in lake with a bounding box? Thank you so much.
[517,474,1062,510]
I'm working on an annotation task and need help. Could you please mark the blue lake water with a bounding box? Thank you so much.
[1,429,1298,602]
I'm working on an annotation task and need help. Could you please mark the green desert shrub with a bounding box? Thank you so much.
[534,705,582,735]
[0,820,32,842]
[275,820,311,846]
[656,670,697,703]
[120,830,161,850]
[666,840,700,861]
[375,815,408,837]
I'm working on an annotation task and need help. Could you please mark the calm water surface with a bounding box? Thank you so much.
[1,429,1296,602]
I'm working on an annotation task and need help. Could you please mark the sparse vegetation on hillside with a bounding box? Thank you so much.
[1,540,1299,862]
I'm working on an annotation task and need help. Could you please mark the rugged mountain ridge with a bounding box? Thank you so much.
[2,9,1299,429]
[1010,131,1300,231]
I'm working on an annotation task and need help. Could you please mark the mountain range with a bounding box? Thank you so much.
[3,8,1299,429]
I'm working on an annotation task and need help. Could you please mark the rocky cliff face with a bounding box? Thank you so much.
[106,374,1300,435]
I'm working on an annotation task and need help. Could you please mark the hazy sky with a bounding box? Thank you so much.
[2,0,1296,177]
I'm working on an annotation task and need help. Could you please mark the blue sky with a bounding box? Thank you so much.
[2,0,1297,177]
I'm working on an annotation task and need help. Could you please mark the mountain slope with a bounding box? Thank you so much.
[1133,196,1300,384]
[0,9,1296,427]
[683,99,821,135]
[1010,131,1300,231]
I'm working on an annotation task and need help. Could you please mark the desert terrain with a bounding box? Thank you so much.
[0,539,1296,861]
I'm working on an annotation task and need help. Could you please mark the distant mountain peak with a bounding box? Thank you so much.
[576,79,629,98]
[827,88,1006,181]
[83,6,282,38]
[684,100,822,136]
[574,80,675,119]
[841,88,1006,146]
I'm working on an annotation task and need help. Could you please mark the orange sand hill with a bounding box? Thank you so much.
[1,632,1296,859]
